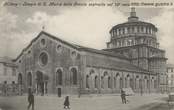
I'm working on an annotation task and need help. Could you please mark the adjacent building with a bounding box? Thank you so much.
[167,64,174,92]
[0,57,17,84]
[0,57,17,95]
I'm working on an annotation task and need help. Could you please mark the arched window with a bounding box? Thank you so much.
[147,79,149,89]
[125,77,127,88]
[114,77,116,88]
[123,28,125,34]
[56,69,62,85]
[132,27,135,33]
[151,79,153,88]
[116,73,120,89]
[146,27,148,33]
[125,74,130,88]
[139,79,142,89]
[86,75,89,88]
[90,69,94,75]
[94,76,98,89]
[27,72,32,87]
[41,39,46,45]
[117,29,119,35]
[144,76,148,89]
[154,80,157,88]
[119,29,121,35]
[108,77,111,88]
[127,27,130,33]
[71,68,77,85]
[137,26,140,32]
[120,78,123,89]
[101,76,104,89]
[18,73,22,85]
[141,27,144,33]
[135,76,139,89]
[130,78,133,89]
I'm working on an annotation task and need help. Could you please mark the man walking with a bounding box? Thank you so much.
[121,89,126,104]
[28,90,34,110]
[64,96,70,109]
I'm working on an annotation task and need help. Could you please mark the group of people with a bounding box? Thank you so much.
[27,91,70,110]
[27,89,127,110]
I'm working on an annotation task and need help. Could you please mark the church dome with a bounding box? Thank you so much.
[109,8,157,38]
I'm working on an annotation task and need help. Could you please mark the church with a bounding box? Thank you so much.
[14,8,167,96]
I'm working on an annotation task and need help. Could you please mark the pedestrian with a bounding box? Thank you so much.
[64,96,70,109]
[121,89,126,104]
[27,90,34,110]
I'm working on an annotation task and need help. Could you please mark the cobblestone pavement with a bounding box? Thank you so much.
[0,94,170,110]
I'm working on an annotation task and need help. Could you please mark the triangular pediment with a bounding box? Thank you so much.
[14,31,80,62]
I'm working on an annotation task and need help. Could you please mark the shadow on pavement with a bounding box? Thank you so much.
[0,103,13,110]
[133,102,174,110]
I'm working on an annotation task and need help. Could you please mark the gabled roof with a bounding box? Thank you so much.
[87,59,150,73]
[13,31,150,73]
[75,45,128,59]
[13,31,128,61]
[13,31,79,61]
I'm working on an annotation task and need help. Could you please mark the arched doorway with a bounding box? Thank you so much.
[71,68,77,85]
[120,78,123,89]
[126,74,130,88]
[56,69,63,86]
[27,72,32,93]
[108,77,111,89]
[89,69,95,89]
[135,76,139,89]
[130,78,133,89]
[144,76,148,89]
[86,75,89,89]
[18,73,23,95]
[27,72,32,87]
[103,71,108,89]
[94,76,98,89]
[116,73,120,89]
[56,69,62,97]
[36,71,44,95]
[18,73,22,85]
[101,76,104,89]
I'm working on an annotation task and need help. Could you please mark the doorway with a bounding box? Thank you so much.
[36,71,44,95]
[58,88,61,97]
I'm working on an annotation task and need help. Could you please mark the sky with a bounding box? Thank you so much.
[0,0,174,64]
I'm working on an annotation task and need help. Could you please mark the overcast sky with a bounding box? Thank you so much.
[0,0,174,64]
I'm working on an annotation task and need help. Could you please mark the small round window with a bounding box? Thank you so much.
[56,44,62,53]
[40,39,46,46]
[71,51,77,58]
[28,50,31,54]
[39,52,48,66]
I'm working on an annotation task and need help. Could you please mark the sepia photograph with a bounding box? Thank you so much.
[0,0,174,110]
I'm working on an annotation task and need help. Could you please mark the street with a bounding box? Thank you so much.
[0,94,172,110]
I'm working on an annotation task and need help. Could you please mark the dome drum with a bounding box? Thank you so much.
[110,25,157,39]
